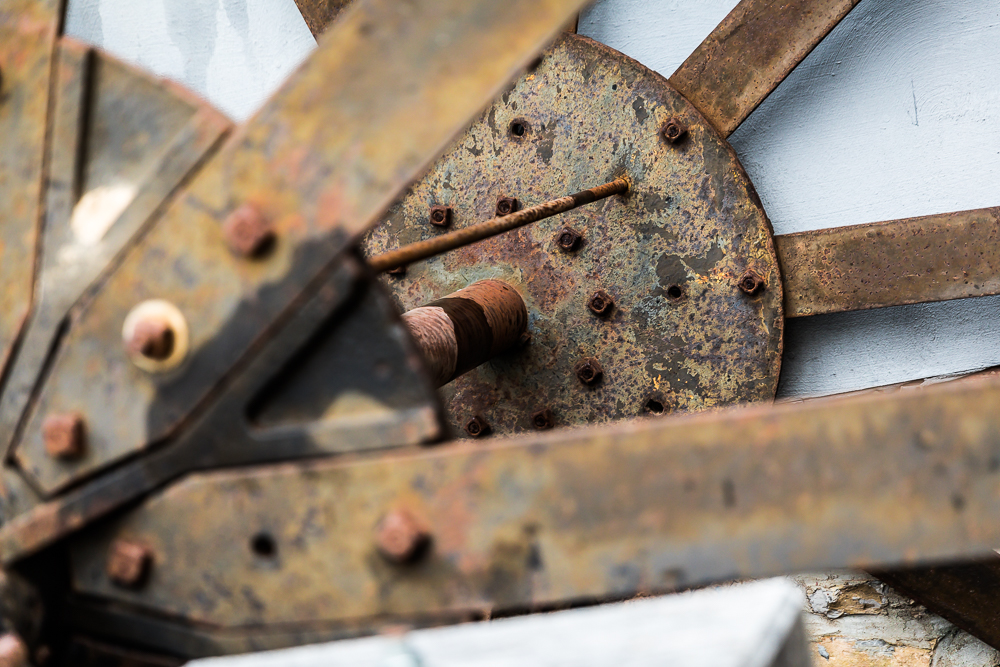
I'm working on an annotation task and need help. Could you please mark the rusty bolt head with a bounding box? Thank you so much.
[531,408,554,430]
[556,226,583,252]
[587,290,615,318]
[662,118,687,144]
[0,633,28,667]
[376,509,430,564]
[222,203,275,258]
[107,540,152,588]
[575,357,604,387]
[495,197,518,217]
[429,205,452,228]
[42,413,85,460]
[125,318,175,361]
[464,415,490,438]
[738,269,766,296]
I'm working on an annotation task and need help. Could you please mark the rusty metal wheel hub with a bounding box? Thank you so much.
[365,34,783,437]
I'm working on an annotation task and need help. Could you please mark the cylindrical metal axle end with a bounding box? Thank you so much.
[402,280,527,387]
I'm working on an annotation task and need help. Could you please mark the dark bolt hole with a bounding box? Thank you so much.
[667,285,684,300]
[645,399,664,415]
[251,532,277,557]
[579,366,595,382]
[510,121,526,137]
[612,84,618,90]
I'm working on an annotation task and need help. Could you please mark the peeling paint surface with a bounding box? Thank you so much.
[795,573,1000,667]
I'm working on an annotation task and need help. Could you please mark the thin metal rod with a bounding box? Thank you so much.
[368,177,629,272]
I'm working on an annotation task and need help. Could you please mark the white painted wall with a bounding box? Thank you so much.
[581,0,1000,398]
[65,0,1000,397]
[65,0,316,121]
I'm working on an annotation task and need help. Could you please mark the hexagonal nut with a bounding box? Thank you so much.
[42,413,85,460]
[125,317,175,361]
[429,205,452,228]
[531,408,554,430]
[587,290,615,318]
[376,509,430,564]
[555,226,583,252]
[222,203,275,258]
[662,118,687,144]
[495,197,519,217]
[0,632,28,667]
[738,269,766,297]
[575,357,604,387]
[107,540,153,588]
[465,415,490,438]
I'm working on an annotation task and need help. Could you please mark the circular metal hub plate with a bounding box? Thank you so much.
[365,34,783,437]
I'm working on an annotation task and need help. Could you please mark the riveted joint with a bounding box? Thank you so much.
[465,415,490,438]
[376,509,430,564]
[575,357,604,386]
[107,540,153,588]
[495,197,519,217]
[662,118,687,144]
[429,205,452,228]
[222,203,275,258]
[42,413,86,460]
[738,269,766,296]
[588,290,615,317]
[531,408,554,430]
[556,226,583,252]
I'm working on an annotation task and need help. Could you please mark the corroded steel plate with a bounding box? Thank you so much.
[365,34,783,437]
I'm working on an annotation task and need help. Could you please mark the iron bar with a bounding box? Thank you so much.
[65,372,1000,627]
[368,178,629,272]
[776,206,1000,317]
[670,0,862,137]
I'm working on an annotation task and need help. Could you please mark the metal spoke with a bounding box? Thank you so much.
[670,0,862,137]
[777,207,1000,317]
[60,371,1000,626]
[0,0,62,382]
[293,0,353,38]
[11,0,589,495]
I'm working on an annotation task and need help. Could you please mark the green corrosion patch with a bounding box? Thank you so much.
[632,96,649,124]
[656,242,724,285]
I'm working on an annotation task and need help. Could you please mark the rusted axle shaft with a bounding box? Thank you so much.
[402,280,526,387]
[369,177,629,272]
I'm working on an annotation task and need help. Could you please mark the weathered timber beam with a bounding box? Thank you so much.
[65,373,1000,628]
[670,0,862,137]
[776,207,1000,317]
